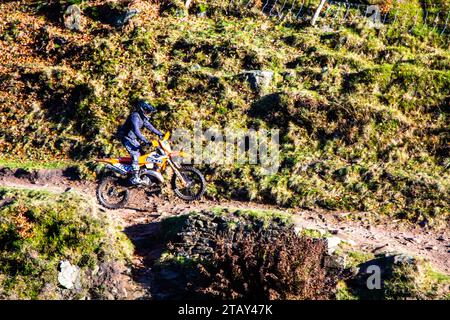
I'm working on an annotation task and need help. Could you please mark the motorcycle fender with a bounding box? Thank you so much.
[141,169,165,184]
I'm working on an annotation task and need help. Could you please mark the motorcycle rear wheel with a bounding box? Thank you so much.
[96,175,129,209]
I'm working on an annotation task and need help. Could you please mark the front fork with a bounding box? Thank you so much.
[167,159,188,187]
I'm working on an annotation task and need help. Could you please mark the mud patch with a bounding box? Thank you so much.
[0,166,81,185]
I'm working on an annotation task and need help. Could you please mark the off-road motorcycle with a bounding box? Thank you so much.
[95,132,206,209]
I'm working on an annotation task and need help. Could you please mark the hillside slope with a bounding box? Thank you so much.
[0,0,449,227]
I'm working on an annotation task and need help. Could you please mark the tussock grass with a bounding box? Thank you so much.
[0,187,132,299]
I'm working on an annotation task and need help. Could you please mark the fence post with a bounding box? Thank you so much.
[311,0,327,26]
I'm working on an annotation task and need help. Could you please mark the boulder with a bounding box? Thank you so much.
[240,70,274,92]
[326,236,342,254]
[282,69,296,81]
[112,9,139,27]
[392,253,415,265]
[58,260,81,290]
[63,5,84,32]
[324,255,345,271]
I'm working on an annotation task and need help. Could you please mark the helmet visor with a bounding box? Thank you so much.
[139,102,156,116]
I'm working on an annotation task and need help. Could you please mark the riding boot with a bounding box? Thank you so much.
[129,170,142,185]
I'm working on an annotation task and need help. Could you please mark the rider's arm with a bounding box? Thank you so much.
[131,113,149,144]
[143,119,163,137]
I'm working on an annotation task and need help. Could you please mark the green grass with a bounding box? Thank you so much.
[427,269,450,283]
[336,281,359,300]
[301,229,325,239]
[0,159,74,170]
[422,264,450,298]
[345,250,376,268]
[211,207,293,227]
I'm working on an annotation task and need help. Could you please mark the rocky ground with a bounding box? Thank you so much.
[0,166,448,299]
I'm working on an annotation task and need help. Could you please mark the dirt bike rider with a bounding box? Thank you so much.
[117,99,163,185]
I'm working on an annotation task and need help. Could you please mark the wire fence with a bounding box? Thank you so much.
[224,0,450,37]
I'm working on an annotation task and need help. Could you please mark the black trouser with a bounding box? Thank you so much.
[122,138,141,172]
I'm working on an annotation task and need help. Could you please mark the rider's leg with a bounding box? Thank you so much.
[122,139,141,184]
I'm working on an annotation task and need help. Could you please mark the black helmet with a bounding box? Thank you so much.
[136,99,156,118]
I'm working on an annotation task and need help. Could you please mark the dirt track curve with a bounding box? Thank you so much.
[0,167,449,298]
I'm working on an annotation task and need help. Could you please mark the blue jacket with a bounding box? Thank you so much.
[118,111,162,147]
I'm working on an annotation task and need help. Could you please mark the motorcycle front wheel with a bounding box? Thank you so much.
[171,166,206,201]
[96,175,130,209]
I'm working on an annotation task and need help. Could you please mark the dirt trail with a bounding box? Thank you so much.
[0,168,449,299]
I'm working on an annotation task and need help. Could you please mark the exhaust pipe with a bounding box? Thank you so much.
[106,164,128,175]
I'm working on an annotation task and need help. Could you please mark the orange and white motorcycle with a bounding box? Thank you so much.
[95,132,206,209]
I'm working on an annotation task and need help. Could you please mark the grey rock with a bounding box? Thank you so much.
[404,236,421,244]
[195,219,204,228]
[282,69,296,81]
[63,5,83,32]
[326,236,342,254]
[58,260,81,290]
[393,253,415,265]
[113,9,139,27]
[213,216,228,223]
[372,243,389,253]
[294,226,302,236]
[240,70,274,92]
[323,255,345,270]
